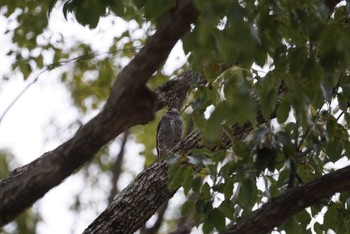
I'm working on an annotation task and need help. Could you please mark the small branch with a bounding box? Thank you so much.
[140,201,169,234]
[0,68,48,125]
[108,131,129,203]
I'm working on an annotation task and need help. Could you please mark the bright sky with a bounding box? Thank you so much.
[0,6,188,234]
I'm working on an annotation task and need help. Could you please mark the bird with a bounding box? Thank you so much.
[156,97,183,160]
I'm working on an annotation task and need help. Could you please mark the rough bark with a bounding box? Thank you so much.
[0,0,198,226]
[82,128,201,234]
[222,165,350,234]
[83,161,172,234]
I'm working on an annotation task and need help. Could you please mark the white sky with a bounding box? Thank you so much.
[0,6,188,234]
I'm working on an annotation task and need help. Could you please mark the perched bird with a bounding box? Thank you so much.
[156,97,183,160]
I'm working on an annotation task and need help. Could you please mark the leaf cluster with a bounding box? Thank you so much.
[166,1,350,233]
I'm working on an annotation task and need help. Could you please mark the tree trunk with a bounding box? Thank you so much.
[84,162,172,234]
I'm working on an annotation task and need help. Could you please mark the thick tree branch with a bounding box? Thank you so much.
[83,161,172,234]
[222,165,350,234]
[0,0,198,226]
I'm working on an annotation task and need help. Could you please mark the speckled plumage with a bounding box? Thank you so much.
[156,97,183,160]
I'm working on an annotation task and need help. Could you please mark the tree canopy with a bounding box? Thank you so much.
[1,0,350,233]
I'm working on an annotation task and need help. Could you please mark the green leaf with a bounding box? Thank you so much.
[237,178,256,210]
[192,176,202,193]
[275,131,292,146]
[326,119,337,138]
[283,216,303,233]
[203,219,215,234]
[277,99,291,123]
[276,168,289,189]
[313,222,323,233]
[338,93,348,111]
[325,138,344,162]
[324,207,338,229]
[108,0,125,16]
[224,178,234,200]
[295,210,311,227]
[256,147,277,174]
[211,151,226,162]
[181,201,194,216]
[182,168,194,195]
[194,212,203,226]
[258,85,278,119]
[209,208,226,231]
[168,165,185,189]
[219,200,235,220]
[19,63,32,79]
[63,0,105,28]
[144,0,175,21]
[336,221,348,234]
[203,201,213,215]
[201,182,211,201]
[196,199,205,214]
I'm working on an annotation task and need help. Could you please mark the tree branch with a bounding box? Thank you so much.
[222,165,350,234]
[0,0,198,226]
[83,161,172,234]
[108,131,129,203]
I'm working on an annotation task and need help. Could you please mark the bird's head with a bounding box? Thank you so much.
[168,97,179,111]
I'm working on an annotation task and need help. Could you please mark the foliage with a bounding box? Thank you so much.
[2,0,350,233]
[169,1,350,233]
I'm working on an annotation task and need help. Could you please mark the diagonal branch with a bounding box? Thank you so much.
[0,0,198,226]
[222,165,350,234]
[83,161,172,234]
